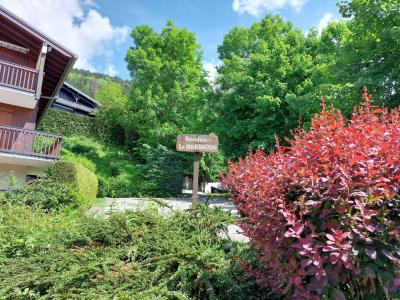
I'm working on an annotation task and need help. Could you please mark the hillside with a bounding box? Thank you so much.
[66,69,131,99]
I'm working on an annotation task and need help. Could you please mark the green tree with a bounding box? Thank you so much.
[95,80,129,145]
[286,23,359,125]
[215,15,314,157]
[125,21,210,148]
[337,0,400,107]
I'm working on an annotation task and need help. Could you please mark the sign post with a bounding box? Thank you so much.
[176,134,219,204]
[192,152,200,203]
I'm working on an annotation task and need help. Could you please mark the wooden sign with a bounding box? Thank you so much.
[176,134,218,153]
[176,134,219,204]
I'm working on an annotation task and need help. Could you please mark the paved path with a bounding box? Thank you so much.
[89,192,249,243]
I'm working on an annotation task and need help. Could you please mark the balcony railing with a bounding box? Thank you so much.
[0,125,62,159]
[0,60,38,93]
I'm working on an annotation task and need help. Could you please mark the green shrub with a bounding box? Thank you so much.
[47,161,98,208]
[38,108,112,141]
[97,177,110,198]
[62,153,96,172]
[0,204,271,299]
[138,144,184,197]
[108,174,138,197]
[3,180,78,211]
[61,136,139,197]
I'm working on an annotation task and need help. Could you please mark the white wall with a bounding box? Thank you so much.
[0,164,28,190]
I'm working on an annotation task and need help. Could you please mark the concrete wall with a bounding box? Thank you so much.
[0,163,28,190]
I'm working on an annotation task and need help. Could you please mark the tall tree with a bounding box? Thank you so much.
[215,15,314,157]
[337,0,400,107]
[125,21,210,148]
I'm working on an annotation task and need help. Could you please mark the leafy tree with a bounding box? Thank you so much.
[95,80,129,145]
[215,15,314,157]
[125,21,210,148]
[336,0,400,107]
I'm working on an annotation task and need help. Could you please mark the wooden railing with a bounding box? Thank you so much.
[0,125,62,159]
[0,60,38,93]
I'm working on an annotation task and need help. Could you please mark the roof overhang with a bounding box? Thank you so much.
[0,4,78,123]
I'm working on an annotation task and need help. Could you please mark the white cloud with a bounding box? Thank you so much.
[105,64,117,77]
[0,0,129,72]
[232,0,309,16]
[204,62,218,84]
[317,12,334,35]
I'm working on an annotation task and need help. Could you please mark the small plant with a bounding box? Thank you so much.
[223,89,400,299]
[5,172,23,192]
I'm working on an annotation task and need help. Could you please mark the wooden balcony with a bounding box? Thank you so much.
[0,59,38,93]
[0,125,62,159]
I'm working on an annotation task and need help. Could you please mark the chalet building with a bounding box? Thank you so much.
[52,82,101,117]
[0,5,77,189]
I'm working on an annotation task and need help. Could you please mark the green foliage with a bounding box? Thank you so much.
[47,161,98,208]
[337,0,400,106]
[61,136,139,197]
[125,20,211,148]
[138,144,184,197]
[200,151,227,182]
[0,204,270,299]
[215,15,315,157]
[214,2,400,157]
[38,108,112,141]
[62,152,96,172]
[95,80,129,146]
[1,180,79,211]
[67,68,131,98]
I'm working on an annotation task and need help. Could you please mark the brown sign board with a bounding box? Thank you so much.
[176,134,219,153]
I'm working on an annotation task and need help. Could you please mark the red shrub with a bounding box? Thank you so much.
[222,90,400,299]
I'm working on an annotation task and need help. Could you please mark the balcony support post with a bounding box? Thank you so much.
[35,43,47,100]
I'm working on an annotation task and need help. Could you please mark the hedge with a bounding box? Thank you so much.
[138,144,184,197]
[47,161,98,208]
[223,92,400,299]
[38,108,112,141]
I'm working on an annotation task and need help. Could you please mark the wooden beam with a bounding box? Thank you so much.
[35,43,47,100]
[0,40,29,54]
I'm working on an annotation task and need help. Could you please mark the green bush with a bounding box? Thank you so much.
[62,153,96,172]
[0,204,270,299]
[61,136,139,197]
[108,174,137,197]
[2,180,78,211]
[47,161,98,208]
[38,108,112,142]
[138,144,184,197]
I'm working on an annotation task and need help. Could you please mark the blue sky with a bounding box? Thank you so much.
[0,0,340,80]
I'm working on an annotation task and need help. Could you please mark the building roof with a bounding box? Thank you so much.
[52,82,102,116]
[0,4,78,123]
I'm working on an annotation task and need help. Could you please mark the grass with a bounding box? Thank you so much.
[61,136,140,197]
[61,136,138,180]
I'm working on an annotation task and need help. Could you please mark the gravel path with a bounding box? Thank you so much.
[89,192,249,243]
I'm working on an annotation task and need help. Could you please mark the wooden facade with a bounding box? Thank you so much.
[0,4,77,161]
[0,103,37,129]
